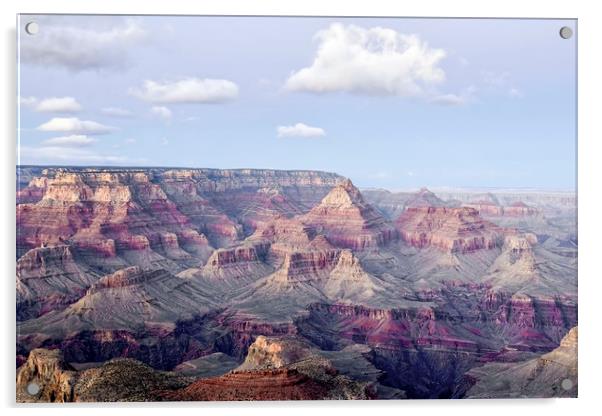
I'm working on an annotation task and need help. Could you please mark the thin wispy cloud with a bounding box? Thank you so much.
[41,134,97,147]
[20,96,82,113]
[277,123,326,138]
[430,86,476,106]
[20,19,147,71]
[129,78,239,104]
[19,146,128,165]
[36,117,115,135]
[285,23,446,97]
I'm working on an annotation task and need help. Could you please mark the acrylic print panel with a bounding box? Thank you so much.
[16,14,577,402]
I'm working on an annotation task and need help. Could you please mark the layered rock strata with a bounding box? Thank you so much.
[396,207,506,253]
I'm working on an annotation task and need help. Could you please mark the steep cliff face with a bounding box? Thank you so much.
[201,245,273,281]
[269,250,341,284]
[396,207,505,253]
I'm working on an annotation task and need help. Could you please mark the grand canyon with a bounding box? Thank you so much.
[15,166,577,401]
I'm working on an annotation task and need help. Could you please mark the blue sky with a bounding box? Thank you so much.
[17,15,576,190]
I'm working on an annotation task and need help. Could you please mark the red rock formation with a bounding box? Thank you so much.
[72,238,117,258]
[16,169,232,267]
[302,179,397,250]
[163,335,373,401]
[164,368,329,401]
[304,303,475,351]
[396,206,505,253]
[159,176,242,246]
[206,245,259,266]
[16,167,346,261]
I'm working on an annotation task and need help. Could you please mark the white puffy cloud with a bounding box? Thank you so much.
[130,78,239,104]
[41,134,97,147]
[36,117,115,135]
[124,138,137,144]
[101,107,133,117]
[161,137,169,146]
[284,23,446,96]
[20,19,147,71]
[19,96,82,113]
[277,123,326,138]
[19,146,128,165]
[150,106,172,120]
